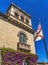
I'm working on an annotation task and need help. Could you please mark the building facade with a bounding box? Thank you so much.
[0,3,37,65]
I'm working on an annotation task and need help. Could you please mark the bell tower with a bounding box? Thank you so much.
[5,3,35,53]
[6,3,32,27]
[0,3,35,54]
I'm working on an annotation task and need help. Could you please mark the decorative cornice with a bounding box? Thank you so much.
[8,14,32,27]
[8,16,34,34]
[0,12,35,34]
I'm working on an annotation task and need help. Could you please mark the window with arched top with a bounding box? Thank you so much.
[19,33,27,44]
[21,16,24,22]
[26,19,29,25]
[15,12,19,19]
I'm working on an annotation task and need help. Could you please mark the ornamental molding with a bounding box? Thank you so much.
[0,12,34,34]
[7,16,34,34]
[17,30,28,40]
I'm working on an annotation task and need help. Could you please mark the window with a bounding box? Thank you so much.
[21,16,24,22]
[26,19,29,25]
[15,13,19,19]
[19,33,26,44]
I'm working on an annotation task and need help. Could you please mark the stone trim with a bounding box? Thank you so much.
[0,12,35,34]
[17,30,28,40]
[8,13,32,27]
[8,16,34,34]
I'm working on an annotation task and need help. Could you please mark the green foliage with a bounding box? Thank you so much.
[0,47,16,60]
[0,47,38,65]
[0,47,37,60]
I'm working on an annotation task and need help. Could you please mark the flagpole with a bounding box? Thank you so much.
[43,38,48,58]
[34,18,48,58]
[38,18,48,58]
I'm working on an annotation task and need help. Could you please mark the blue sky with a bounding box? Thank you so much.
[0,0,48,62]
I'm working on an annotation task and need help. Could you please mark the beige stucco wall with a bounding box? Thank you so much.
[0,18,35,54]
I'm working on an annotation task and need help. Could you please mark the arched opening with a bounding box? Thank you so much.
[19,33,27,44]
[26,19,29,25]
[21,16,24,22]
[15,12,19,19]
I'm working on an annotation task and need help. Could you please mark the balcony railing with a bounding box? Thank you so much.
[17,42,30,52]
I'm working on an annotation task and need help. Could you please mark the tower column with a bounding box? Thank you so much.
[24,18,26,23]
[19,15,21,20]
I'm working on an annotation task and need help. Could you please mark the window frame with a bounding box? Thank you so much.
[21,16,24,22]
[15,12,19,19]
[26,19,29,25]
[18,31,28,44]
[19,33,27,44]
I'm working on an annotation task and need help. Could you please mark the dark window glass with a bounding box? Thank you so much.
[15,13,19,19]
[21,16,24,22]
[20,33,26,44]
[26,19,29,25]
